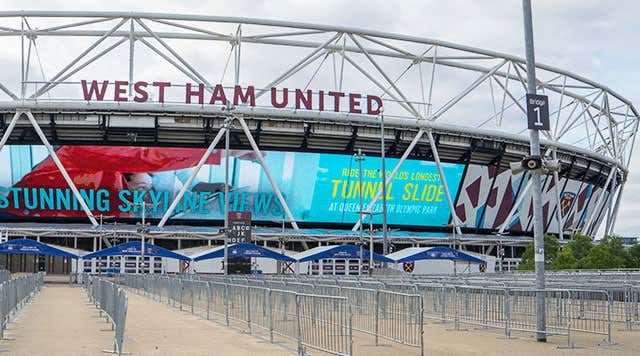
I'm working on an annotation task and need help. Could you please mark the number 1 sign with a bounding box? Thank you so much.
[526,94,550,130]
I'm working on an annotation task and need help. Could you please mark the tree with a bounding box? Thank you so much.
[576,243,625,270]
[566,233,593,260]
[626,244,640,268]
[600,235,627,257]
[551,246,578,270]
[517,234,559,270]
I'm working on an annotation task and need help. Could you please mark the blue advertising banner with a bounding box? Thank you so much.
[0,145,464,227]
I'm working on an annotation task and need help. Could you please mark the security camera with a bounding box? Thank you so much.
[543,159,562,173]
[509,155,542,174]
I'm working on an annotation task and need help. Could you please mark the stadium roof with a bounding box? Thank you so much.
[386,247,486,264]
[293,245,394,263]
[0,223,533,245]
[192,243,295,262]
[0,238,79,259]
[82,241,190,260]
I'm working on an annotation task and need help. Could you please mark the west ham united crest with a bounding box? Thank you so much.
[560,192,576,217]
[403,262,415,273]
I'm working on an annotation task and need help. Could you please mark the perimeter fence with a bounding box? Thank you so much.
[195,272,636,347]
[104,269,640,352]
[84,276,128,356]
[115,274,356,356]
[0,270,10,284]
[0,273,44,340]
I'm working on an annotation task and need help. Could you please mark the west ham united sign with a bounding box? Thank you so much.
[80,80,383,115]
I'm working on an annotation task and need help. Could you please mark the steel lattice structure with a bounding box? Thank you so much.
[0,11,636,246]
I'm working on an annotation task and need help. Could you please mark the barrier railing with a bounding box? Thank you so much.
[216,273,621,346]
[0,270,10,284]
[85,277,128,356]
[0,273,43,340]
[117,274,353,356]
[199,274,425,354]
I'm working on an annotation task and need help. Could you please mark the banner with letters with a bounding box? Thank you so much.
[0,145,465,227]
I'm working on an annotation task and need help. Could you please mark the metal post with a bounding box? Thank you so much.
[295,294,303,356]
[140,203,145,275]
[427,130,462,235]
[522,0,546,342]
[369,214,374,272]
[355,149,365,274]
[25,112,100,227]
[157,125,227,227]
[224,118,230,276]
[380,110,388,256]
[374,289,379,345]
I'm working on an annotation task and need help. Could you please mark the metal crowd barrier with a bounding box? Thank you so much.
[0,270,11,284]
[85,277,128,356]
[117,274,354,356]
[0,273,44,340]
[213,274,622,347]
[195,274,425,354]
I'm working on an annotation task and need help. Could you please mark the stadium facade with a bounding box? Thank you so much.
[0,12,636,267]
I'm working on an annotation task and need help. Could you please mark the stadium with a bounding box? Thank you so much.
[0,9,637,356]
[0,11,636,275]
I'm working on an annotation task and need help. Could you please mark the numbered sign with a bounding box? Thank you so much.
[227,211,252,243]
[526,94,550,130]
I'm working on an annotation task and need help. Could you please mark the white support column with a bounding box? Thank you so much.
[236,116,299,230]
[128,19,135,97]
[551,149,564,240]
[136,18,212,87]
[607,181,625,236]
[158,125,227,227]
[604,173,618,236]
[0,112,21,154]
[581,168,615,235]
[255,33,341,100]
[425,130,462,235]
[498,179,533,235]
[32,18,128,99]
[430,60,508,121]
[25,111,99,227]
[352,129,425,231]
[348,34,421,118]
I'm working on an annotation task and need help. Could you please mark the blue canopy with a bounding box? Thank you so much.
[388,246,486,264]
[82,241,190,261]
[0,239,78,259]
[193,243,295,262]
[294,244,394,263]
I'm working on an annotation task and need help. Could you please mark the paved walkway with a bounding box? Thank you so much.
[0,285,111,355]
[3,285,638,356]
[122,291,287,355]
[0,285,290,356]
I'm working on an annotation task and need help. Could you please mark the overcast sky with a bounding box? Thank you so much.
[4,0,640,236]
